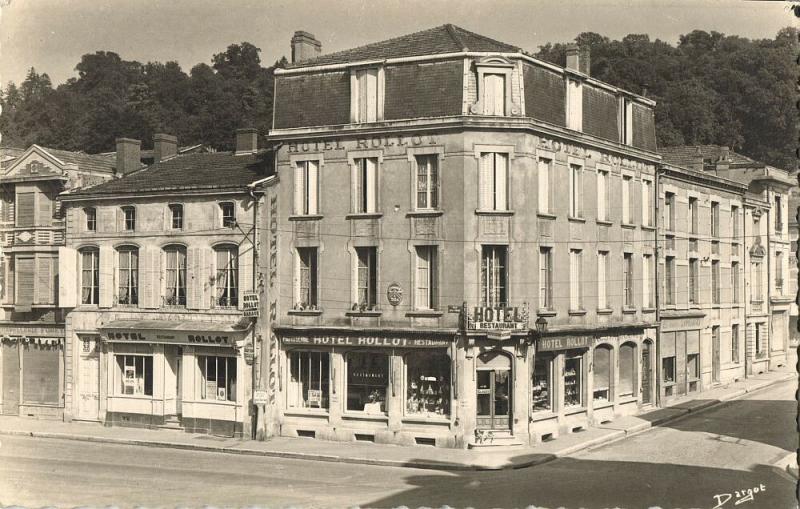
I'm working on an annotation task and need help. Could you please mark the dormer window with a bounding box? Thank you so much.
[619,97,633,145]
[470,57,518,117]
[483,73,506,116]
[351,67,383,123]
[566,78,583,131]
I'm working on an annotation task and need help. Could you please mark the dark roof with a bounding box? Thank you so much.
[44,147,116,174]
[288,24,520,68]
[65,150,273,198]
[659,145,759,169]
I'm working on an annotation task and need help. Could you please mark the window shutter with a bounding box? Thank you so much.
[198,247,211,310]
[98,245,113,308]
[16,257,34,306]
[143,246,161,309]
[494,75,505,115]
[308,160,318,215]
[188,247,201,309]
[365,158,377,213]
[365,69,378,122]
[238,246,252,310]
[430,248,438,309]
[537,160,549,213]
[479,153,492,210]
[294,163,304,215]
[37,193,52,226]
[495,154,508,210]
[58,247,77,307]
[597,254,606,309]
[16,192,35,227]
[35,256,52,304]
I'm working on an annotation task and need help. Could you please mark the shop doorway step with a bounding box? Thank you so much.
[158,414,183,431]
[468,430,524,450]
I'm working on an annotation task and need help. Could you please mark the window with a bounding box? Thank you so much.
[689,258,699,305]
[215,246,238,308]
[752,261,763,301]
[415,155,439,210]
[539,247,553,310]
[198,356,236,402]
[355,247,377,309]
[775,251,783,293]
[479,152,508,211]
[564,353,582,407]
[687,353,699,380]
[164,245,187,306]
[532,355,553,412]
[169,204,183,230]
[596,169,608,221]
[117,355,153,396]
[569,164,583,217]
[569,249,582,310]
[85,207,97,231]
[619,343,636,397]
[597,251,608,309]
[566,78,583,131]
[665,256,675,305]
[664,192,675,230]
[481,245,507,306]
[620,98,633,144]
[643,254,653,308]
[483,73,506,116]
[354,157,378,213]
[538,158,553,214]
[414,246,438,310]
[406,351,450,417]
[354,68,379,123]
[731,324,740,363]
[731,261,740,304]
[688,197,698,234]
[641,180,652,226]
[662,356,676,384]
[288,350,329,409]
[755,323,764,357]
[623,253,634,308]
[731,205,739,237]
[81,248,99,305]
[712,260,720,304]
[220,202,236,228]
[117,247,138,306]
[295,248,318,309]
[121,206,135,231]
[346,351,388,413]
[16,192,34,227]
[593,345,611,402]
[775,195,783,232]
[294,160,319,215]
[622,175,632,224]
[711,201,719,238]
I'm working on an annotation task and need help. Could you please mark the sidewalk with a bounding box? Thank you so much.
[0,366,794,472]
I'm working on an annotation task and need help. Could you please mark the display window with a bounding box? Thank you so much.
[405,351,450,417]
[346,351,388,414]
[198,356,236,402]
[618,342,636,397]
[662,356,676,383]
[288,350,329,409]
[687,353,699,380]
[593,345,611,402]
[116,355,153,396]
[531,354,553,412]
[564,351,583,407]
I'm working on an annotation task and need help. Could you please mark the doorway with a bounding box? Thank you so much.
[2,343,20,415]
[77,337,100,420]
[476,350,512,430]
[641,340,652,404]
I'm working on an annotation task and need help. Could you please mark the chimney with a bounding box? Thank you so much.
[716,146,731,172]
[691,146,704,172]
[566,43,580,72]
[579,46,591,76]
[153,133,178,163]
[235,128,258,156]
[115,138,141,176]
[291,31,322,63]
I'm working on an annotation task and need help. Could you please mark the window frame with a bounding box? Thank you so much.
[538,157,554,215]
[350,66,384,124]
[592,345,612,403]
[198,355,237,402]
[117,246,139,306]
[531,354,554,413]
[163,245,187,307]
[618,342,637,398]
[480,245,508,307]
[80,247,100,306]
[168,203,184,230]
[711,260,720,304]
[478,152,509,211]
[287,349,330,410]
[597,250,609,310]
[220,201,236,229]
[214,244,239,309]
[121,205,136,231]
[404,350,451,418]
[569,248,583,311]
[84,207,97,232]
[414,154,439,211]
[539,247,553,311]
[596,168,608,221]
[116,354,153,396]
[414,245,438,311]
[623,252,634,308]
[345,350,389,414]
[294,159,320,216]
[569,163,583,218]
[353,246,378,310]
[353,157,379,214]
[294,247,318,310]
[688,258,699,305]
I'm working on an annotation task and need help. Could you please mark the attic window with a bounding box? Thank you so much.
[470,57,519,117]
[350,67,384,123]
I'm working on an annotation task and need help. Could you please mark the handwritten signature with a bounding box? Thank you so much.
[712,483,766,508]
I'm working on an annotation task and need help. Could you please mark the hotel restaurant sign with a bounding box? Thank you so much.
[466,304,529,331]
[282,335,450,349]
[104,330,239,347]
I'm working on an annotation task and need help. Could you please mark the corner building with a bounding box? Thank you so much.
[264,26,660,448]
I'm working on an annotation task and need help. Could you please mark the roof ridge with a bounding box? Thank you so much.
[450,24,520,52]
[444,23,468,51]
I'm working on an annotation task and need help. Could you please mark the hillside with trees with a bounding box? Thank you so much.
[0,29,796,170]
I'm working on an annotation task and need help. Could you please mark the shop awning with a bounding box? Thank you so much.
[99,319,251,347]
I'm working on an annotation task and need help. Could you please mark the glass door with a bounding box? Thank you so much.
[641,341,652,404]
[476,369,511,430]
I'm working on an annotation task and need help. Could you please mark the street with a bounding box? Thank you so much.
[0,379,796,509]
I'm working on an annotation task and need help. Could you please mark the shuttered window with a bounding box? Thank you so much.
[294,160,319,215]
[479,152,508,211]
[356,68,378,123]
[538,158,552,214]
[16,192,35,227]
[22,345,60,404]
[118,248,139,306]
[215,246,238,308]
[483,73,506,116]
[80,249,99,305]
[597,251,608,309]
[1,187,13,222]
[16,257,35,306]
[354,158,378,213]
[296,247,318,308]
[37,192,52,226]
[415,246,438,310]
[35,256,54,305]
[567,79,583,131]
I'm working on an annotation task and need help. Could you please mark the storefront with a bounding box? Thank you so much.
[96,320,251,437]
[659,313,705,400]
[276,327,458,447]
[0,324,65,418]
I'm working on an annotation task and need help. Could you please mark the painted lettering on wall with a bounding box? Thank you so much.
[287,135,436,153]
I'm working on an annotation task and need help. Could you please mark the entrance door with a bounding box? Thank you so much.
[476,351,512,430]
[78,337,100,420]
[712,328,720,383]
[2,344,20,415]
[641,341,652,404]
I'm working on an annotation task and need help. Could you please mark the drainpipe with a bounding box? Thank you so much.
[654,165,663,408]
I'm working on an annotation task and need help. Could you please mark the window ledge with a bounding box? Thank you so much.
[592,400,614,410]
[288,309,323,316]
[567,216,586,223]
[596,308,613,315]
[537,212,557,220]
[662,382,676,387]
[346,213,383,220]
[595,219,613,226]
[407,210,443,218]
[564,406,587,416]
[622,307,637,314]
[641,225,656,231]
[475,209,514,216]
[568,309,587,316]
[530,411,557,422]
[617,395,638,404]
[405,310,443,317]
[345,310,382,317]
[401,415,451,425]
[342,412,389,422]
[621,223,636,229]
[289,214,324,221]
[642,307,656,313]
[537,309,557,317]
[283,409,330,417]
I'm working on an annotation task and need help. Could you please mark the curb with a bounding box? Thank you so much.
[0,373,794,472]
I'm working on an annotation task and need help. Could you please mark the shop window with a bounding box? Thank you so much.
[564,352,582,407]
[164,245,187,307]
[287,350,329,409]
[687,353,699,380]
[220,202,236,228]
[478,152,508,211]
[80,248,100,305]
[415,155,439,210]
[169,204,183,230]
[117,247,139,306]
[593,345,611,402]
[294,160,319,215]
[414,246,438,310]
[22,343,60,404]
[214,245,238,308]
[85,207,97,231]
[354,157,378,213]
[354,247,377,309]
[532,355,553,412]
[346,351,388,414]
[121,206,135,231]
[295,247,318,309]
[619,343,636,397]
[405,351,450,417]
[198,355,236,402]
[481,245,507,306]
[662,356,676,384]
[117,355,153,396]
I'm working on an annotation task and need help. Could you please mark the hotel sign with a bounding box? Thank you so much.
[281,335,450,349]
[104,330,238,347]
[467,304,528,331]
[537,336,593,352]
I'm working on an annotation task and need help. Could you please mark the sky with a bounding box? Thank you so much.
[0,0,795,87]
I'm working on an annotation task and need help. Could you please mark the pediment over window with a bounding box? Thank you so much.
[1,146,67,182]
[470,57,521,117]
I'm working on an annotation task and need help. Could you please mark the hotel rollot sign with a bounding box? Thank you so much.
[466,303,529,331]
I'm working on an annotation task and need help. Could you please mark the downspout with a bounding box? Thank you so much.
[654,165,663,408]
[743,205,749,379]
